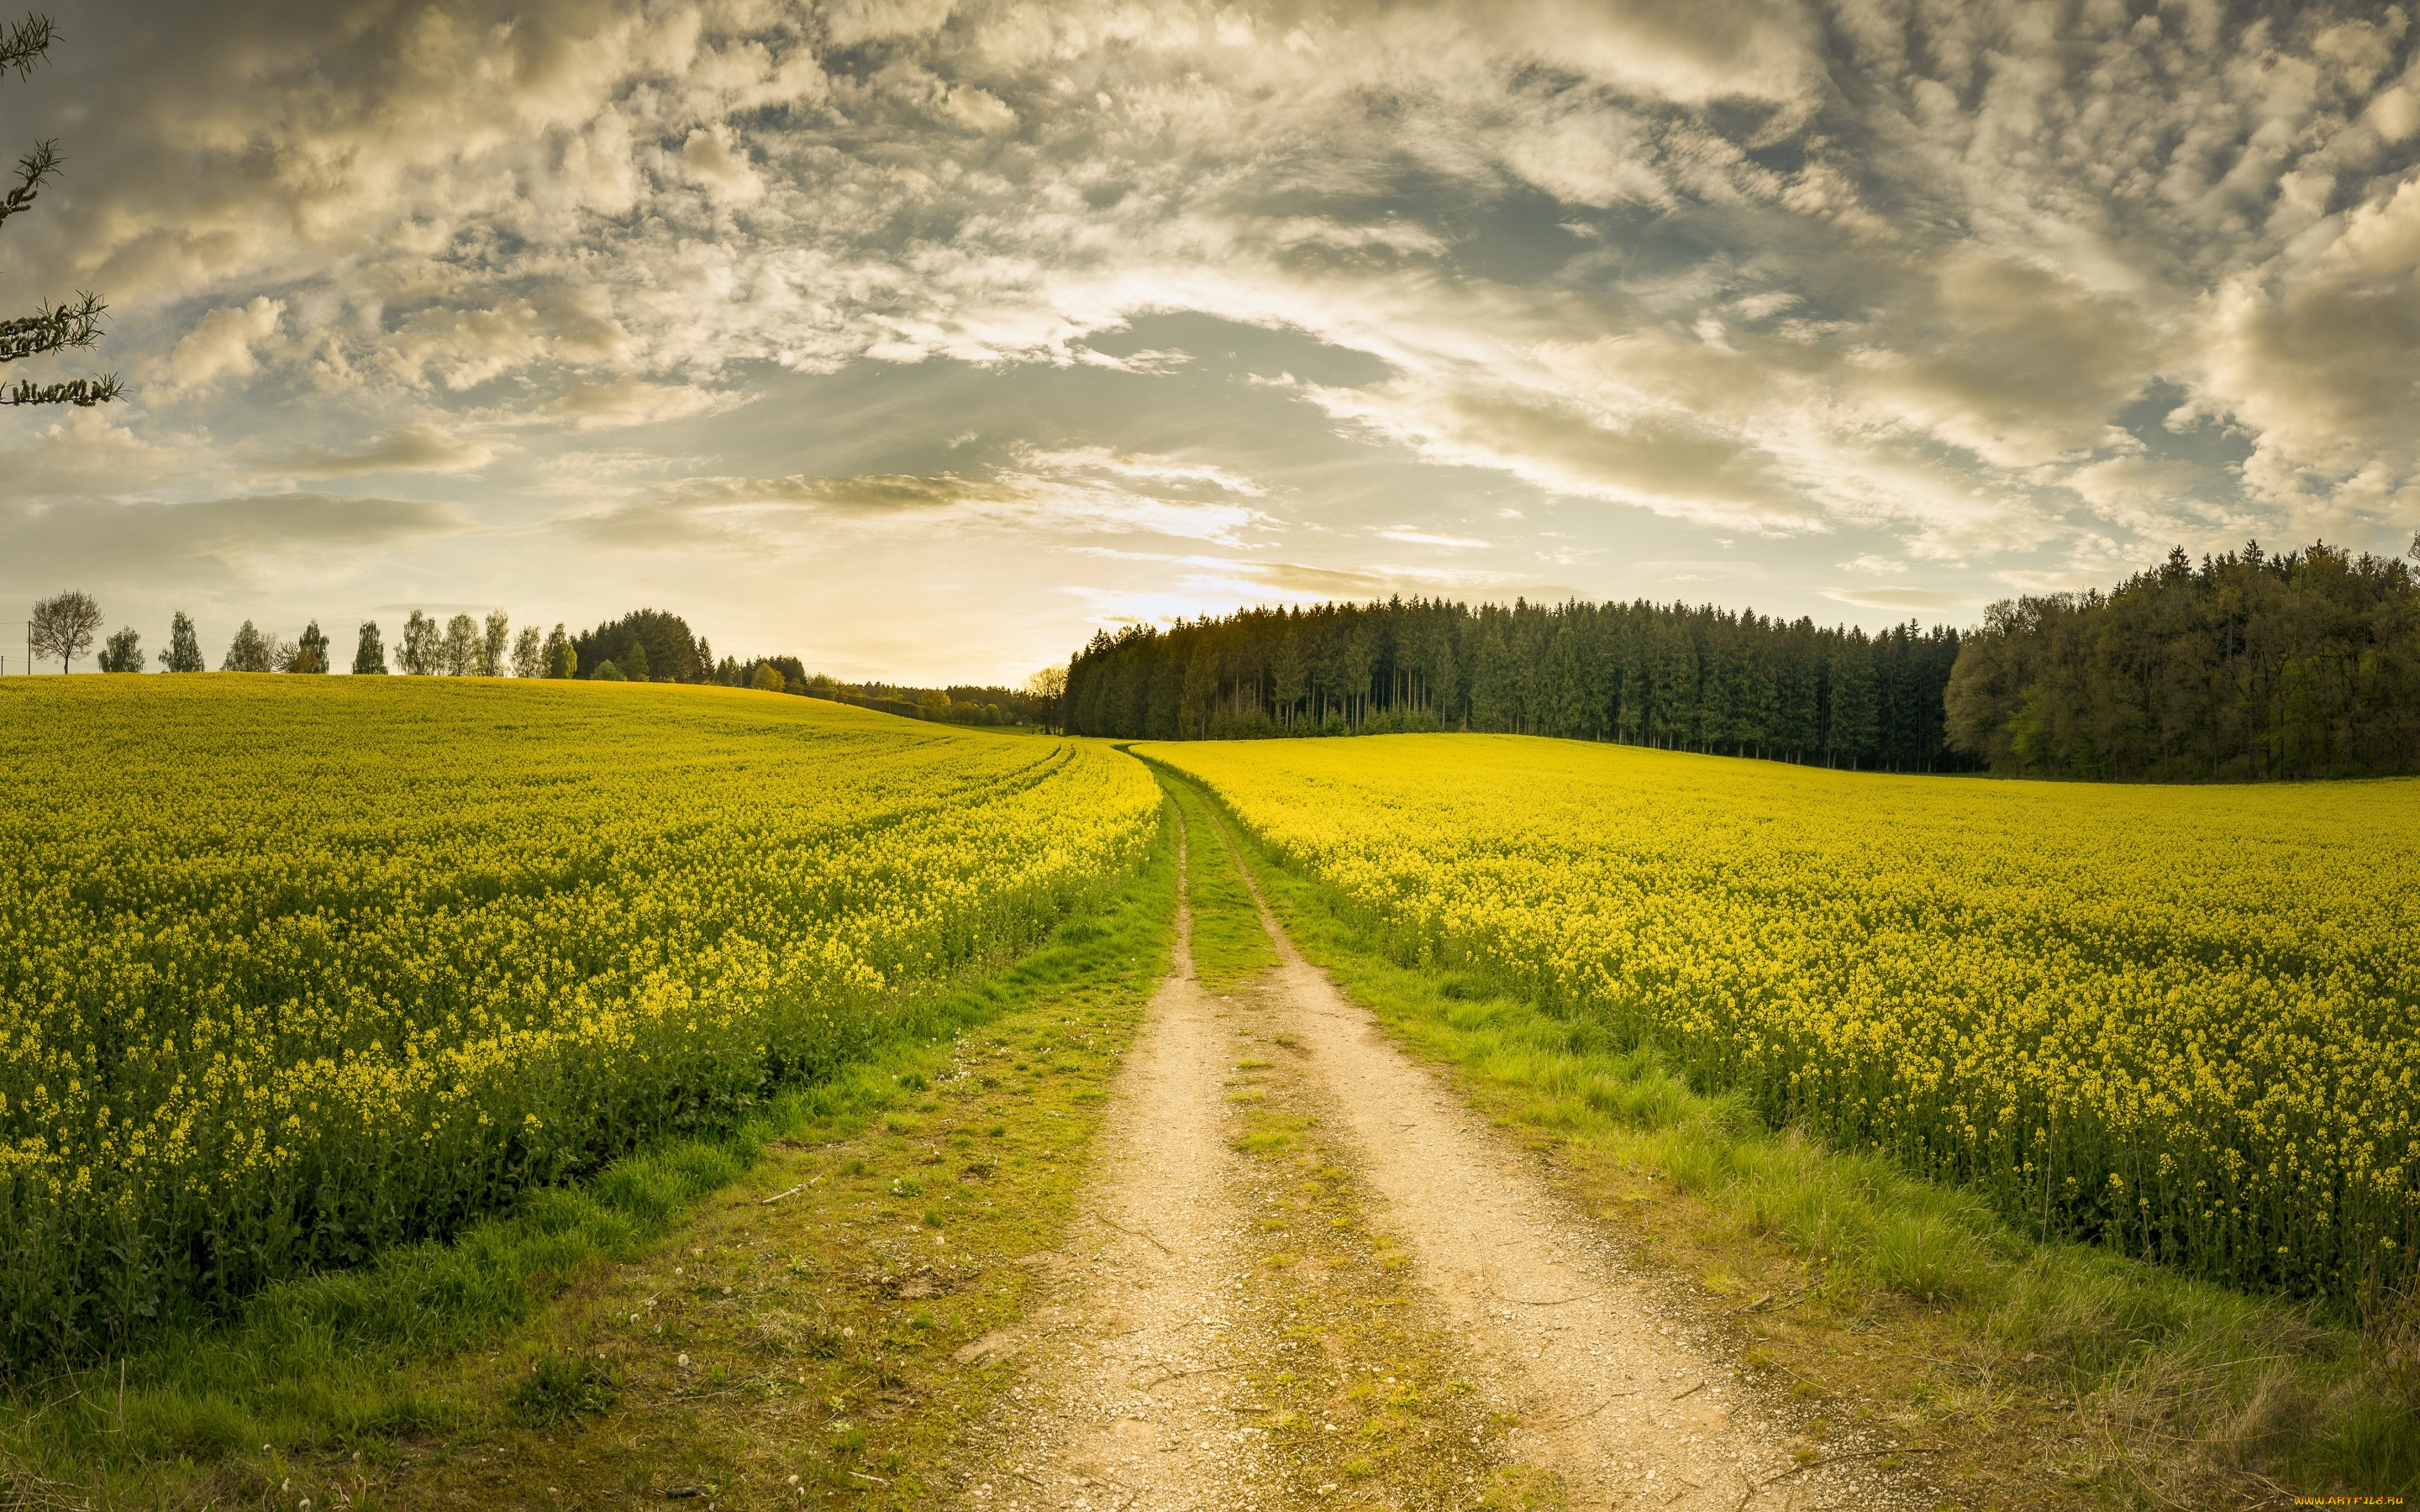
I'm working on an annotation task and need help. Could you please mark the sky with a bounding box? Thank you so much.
[3,0,2417,685]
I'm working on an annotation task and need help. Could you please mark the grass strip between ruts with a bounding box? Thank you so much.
[1155,765,2420,1509]
[0,809,1178,1512]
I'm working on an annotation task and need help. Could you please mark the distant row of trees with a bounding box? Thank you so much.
[721,651,1055,727]
[26,593,1057,729]
[1945,540,2420,780]
[1065,597,1970,770]
[33,596,582,680]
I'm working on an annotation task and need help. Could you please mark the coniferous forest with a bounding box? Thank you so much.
[1064,538,2420,782]
[1064,597,1970,771]
[1944,541,2420,780]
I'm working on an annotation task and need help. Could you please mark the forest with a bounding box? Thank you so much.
[1944,541,2420,780]
[1062,538,2420,783]
[1064,597,1970,771]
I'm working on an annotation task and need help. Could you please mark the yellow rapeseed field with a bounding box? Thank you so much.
[0,677,1159,1365]
[1146,734,2420,1305]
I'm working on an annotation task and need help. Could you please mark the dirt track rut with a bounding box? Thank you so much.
[955,799,1925,1509]
[946,824,1277,1510]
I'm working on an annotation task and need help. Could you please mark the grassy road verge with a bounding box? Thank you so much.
[0,817,1177,1512]
[1158,767,2417,1509]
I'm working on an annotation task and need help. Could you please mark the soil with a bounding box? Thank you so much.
[944,826,1281,1509]
[951,803,1937,1510]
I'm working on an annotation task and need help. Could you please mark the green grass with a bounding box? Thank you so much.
[1162,771,1280,990]
[0,810,1180,1509]
[1161,768,2419,1507]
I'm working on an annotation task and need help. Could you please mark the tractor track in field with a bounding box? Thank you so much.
[943,818,1285,1510]
[952,799,1933,1510]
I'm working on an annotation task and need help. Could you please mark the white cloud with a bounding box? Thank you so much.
[259,423,499,477]
[4,0,2419,659]
[1821,586,1974,611]
[157,297,284,393]
[547,380,751,430]
[1379,527,1489,549]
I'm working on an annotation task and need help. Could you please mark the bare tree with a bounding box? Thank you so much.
[28,588,99,670]
[0,15,118,409]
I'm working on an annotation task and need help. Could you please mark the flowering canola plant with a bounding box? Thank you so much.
[0,676,1158,1366]
[1145,734,2420,1305]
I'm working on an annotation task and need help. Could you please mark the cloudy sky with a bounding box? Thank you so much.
[3,0,2417,683]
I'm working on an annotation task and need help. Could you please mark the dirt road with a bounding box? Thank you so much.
[953,799,1926,1509]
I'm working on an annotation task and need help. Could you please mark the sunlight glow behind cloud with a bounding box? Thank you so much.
[2,0,2416,681]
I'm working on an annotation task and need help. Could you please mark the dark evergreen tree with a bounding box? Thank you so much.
[1063,594,1971,773]
[1945,540,2420,780]
[573,609,708,683]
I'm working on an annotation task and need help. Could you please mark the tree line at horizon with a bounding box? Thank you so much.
[1944,539,2420,780]
[1062,536,2420,781]
[20,595,1052,726]
[1065,595,1971,771]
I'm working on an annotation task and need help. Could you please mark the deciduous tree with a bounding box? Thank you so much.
[96,626,139,671]
[440,613,478,676]
[285,621,329,673]
[478,610,508,677]
[221,621,271,673]
[158,612,203,672]
[398,611,438,675]
[353,620,388,675]
[27,589,98,672]
[510,624,541,679]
